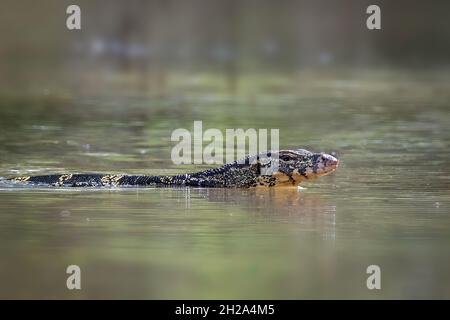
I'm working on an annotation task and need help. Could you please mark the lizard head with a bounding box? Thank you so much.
[254,149,339,186]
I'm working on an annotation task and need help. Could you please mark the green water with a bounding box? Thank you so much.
[0,72,450,299]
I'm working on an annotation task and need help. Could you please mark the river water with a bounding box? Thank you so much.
[0,71,449,298]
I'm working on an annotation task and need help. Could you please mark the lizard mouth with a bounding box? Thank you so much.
[325,157,339,172]
[315,153,339,176]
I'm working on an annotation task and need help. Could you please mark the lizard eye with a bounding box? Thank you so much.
[280,155,292,161]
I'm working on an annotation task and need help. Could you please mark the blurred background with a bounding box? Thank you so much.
[1,0,450,97]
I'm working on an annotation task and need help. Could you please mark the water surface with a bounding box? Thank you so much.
[1,72,449,299]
